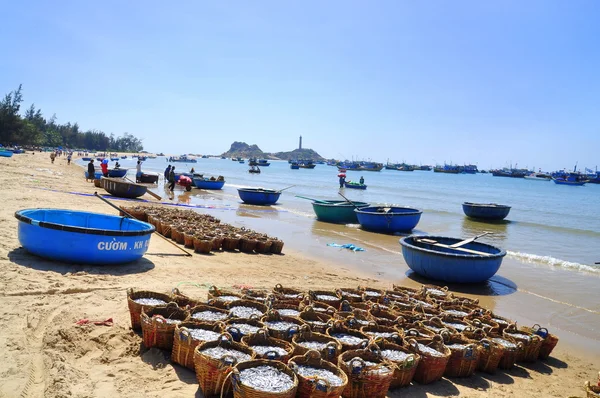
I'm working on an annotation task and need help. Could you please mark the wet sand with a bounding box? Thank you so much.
[0,152,598,397]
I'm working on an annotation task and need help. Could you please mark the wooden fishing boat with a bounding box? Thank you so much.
[107,168,128,178]
[462,202,511,221]
[290,163,300,170]
[344,182,367,190]
[248,168,261,174]
[258,159,270,166]
[102,177,148,199]
[238,188,281,205]
[399,235,506,283]
[355,206,422,233]
[15,208,154,264]
[311,200,369,224]
[552,177,586,186]
[192,177,225,190]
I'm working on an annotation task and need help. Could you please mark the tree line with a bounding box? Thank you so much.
[0,85,144,152]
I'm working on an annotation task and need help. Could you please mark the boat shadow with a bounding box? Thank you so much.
[405,270,518,296]
[7,247,155,276]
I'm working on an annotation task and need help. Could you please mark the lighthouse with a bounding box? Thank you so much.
[299,135,302,150]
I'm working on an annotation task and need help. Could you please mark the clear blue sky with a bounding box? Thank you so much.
[1,0,599,171]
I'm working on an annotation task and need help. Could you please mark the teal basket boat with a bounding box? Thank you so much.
[311,201,369,224]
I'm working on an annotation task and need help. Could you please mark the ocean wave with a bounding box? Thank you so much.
[507,251,600,274]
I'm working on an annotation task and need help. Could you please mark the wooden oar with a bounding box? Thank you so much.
[295,195,331,204]
[449,231,492,248]
[338,192,360,209]
[94,192,192,256]
[124,176,162,200]
[415,237,492,256]
[277,185,296,193]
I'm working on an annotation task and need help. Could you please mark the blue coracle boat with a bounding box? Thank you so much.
[15,209,154,264]
[85,171,104,179]
[312,200,369,224]
[0,150,14,158]
[193,177,225,190]
[107,168,128,178]
[400,235,506,283]
[355,206,422,233]
[237,188,281,205]
[81,157,92,161]
[462,202,511,220]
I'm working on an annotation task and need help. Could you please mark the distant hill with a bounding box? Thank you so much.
[220,141,266,158]
[220,141,325,160]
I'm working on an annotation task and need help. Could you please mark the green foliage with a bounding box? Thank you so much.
[0,85,143,151]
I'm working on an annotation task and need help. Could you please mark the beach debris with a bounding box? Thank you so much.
[75,318,113,326]
[326,243,365,252]
[238,365,295,393]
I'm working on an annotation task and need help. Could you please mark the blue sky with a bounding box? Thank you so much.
[1,0,599,171]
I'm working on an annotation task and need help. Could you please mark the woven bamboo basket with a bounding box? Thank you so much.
[94,178,103,188]
[420,284,451,300]
[488,333,523,370]
[337,348,395,398]
[360,322,403,344]
[241,329,295,363]
[208,286,244,303]
[242,288,273,305]
[146,214,157,227]
[228,299,268,320]
[120,206,148,221]
[326,321,370,352]
[193,236,213,254]
[299,297,337,315]
[194,333,256,397]
[254,238,273,254]
[189,303,231,323]
[173,227,186,244]
[466,317,501,335]
[183,231,195,248]
[368,304,402,328]
[231,359,298,398]
[171,287,202,308]
[371,339,420,388]
[405,327,436,339]
[172,321,226,369]
[222,235,241,251]
[261,311,307,342]
[503,325,543,362]
[270,239,284,254]
[360,287,385,302]
[586,381,600,398]
[392,284,420,297]
[273,284,305,304]
[521,324,559,360]
[160,223,172,239]
[407,335,451,385]
[154,219,164,235]
[271,302,301,318]
[140,303,189,350]
[126,288,172,331]
[288,350,348,398]
[292,325,343,363]
[412,303,441,319]
[486,312,516,333]
[225,319,267,342]
[439,303,476,319]
[337,288,365,303]
[461,327,505,374]
[416,317,458,336]
[239,237,258,253]
[299,306,333,334]
[440,331,480,378]
[211,235,224,251]
[309,290,342,309]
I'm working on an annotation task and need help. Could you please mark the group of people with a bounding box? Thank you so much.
[50,150,72,165]
[164,164,176,192]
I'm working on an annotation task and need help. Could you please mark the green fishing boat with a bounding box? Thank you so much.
[311,200,369,224]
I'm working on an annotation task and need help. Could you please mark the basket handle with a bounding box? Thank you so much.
[339,300,352,312]
[219,354,238,367]
[223,328,239,341]
[312,377,332,393]
[407,338,419,353]
[165,302,180,311]
[264,350,280,360]
[302,305,315,314]
[179,327,191,341]
[274,283,284,291]
[349,357,366,375]
[406,328,421,337]
[286,325,300,338]
[215,321,227,332]
[255,328,270,341]
[209,285,219,295]
[249,313,260,320]
[367,342,382,356]
[325,306,336,315]
[172,287,181,295]
[440,329,451,342]
[127,287,134,297]
[152,314,167,325]
[367,321,378,328]
[471,319,483,327]
[480,338,491,350]
[463,344,477,359]
[325,341,338,357]
[304,349,321,360]
[298,324,312,336]
[371,303,381,313]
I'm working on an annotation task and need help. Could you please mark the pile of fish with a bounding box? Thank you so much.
[119,205,284,254]
[129,282,559,395]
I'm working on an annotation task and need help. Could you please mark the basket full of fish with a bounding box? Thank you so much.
[231,359,298,398]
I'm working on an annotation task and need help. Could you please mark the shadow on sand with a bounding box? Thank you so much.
[8,247,155,276]
[405,270,518,297]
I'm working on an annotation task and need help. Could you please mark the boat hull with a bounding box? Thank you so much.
[139,173,159,184]
[102,178,147,199]
[311,201,369,224]
[355,206,422,233]
[0,151,14,158]
[290,164,299,169]
[15,209,154,264]
[238,188,281,205]
[81,157,92,161]
[192,178,225,190]
[552,178,586,186]
[400,235,506,283]
[344,182,367,190]
[107,168,128,178]
[84,171,104,179]
[462,202,511,220]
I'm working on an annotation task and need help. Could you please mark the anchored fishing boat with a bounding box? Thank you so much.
[462,202,511,221]
[15,208,154,264]
[355,206,422,233]
[102,177,148,199]
[238,188,281,205]
[399,234,506,283]
[524,172,551,181]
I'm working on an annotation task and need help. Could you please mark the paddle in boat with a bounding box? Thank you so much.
[462,202,511,221]
[355,206,422,233]
[102,177,148,199]
[399,233,506,283]
[14,208,154,264]
[192,175,225,190]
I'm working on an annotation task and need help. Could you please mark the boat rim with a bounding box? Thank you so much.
[399,235,507,259]
[237,187,280,194]
[462,202,511,209]
[312,201,369,208]
[354,205,422,215]
[15,208,154,237]
[102,176,147,188]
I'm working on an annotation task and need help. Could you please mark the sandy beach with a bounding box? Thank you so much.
[0,152,598,398]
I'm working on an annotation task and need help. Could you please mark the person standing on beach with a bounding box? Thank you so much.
[164,165,171,180]
[87,159,95,182]
[50,152,56,164]
[168,166,176,192]
[100,160,109,177]
[67,152,72,165]
[136,160,142,182]
[339,175,346,188]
